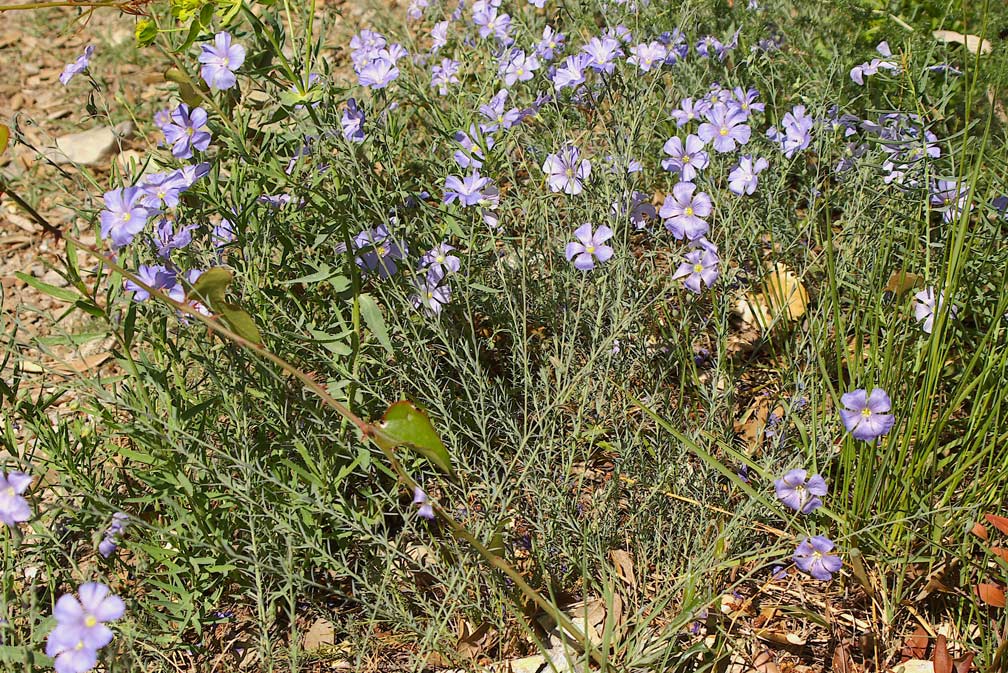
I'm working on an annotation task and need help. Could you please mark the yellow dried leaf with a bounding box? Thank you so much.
[735,264,808,331]
[883,270,923,295]
[933,30,992,55]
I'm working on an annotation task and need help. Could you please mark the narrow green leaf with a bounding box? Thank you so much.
[14,272,77,303]
[0,124,9,156]
[219,303,262,345]
[358,293,393,357]
[374,401,454,476]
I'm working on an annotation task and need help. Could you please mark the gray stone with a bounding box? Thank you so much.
[43,121,134,167]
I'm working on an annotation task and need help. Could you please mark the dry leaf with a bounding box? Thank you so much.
[736,264,809,331]
[902,625,929,661]
[932,30,992,55]
[954,652,974,673]
[754,628,806,647]
[895,660,935,673]
[975,583,1006,608]
[609,549,637,586]
[971,522,989,541]
[989,547,1008,564]
[832,642,857,673]
[884,270,923,295]
[734,398,771,456]
[755,650,782,673]
[983,513,1008,536]
[303,618,336,652]
[934,635,953,673]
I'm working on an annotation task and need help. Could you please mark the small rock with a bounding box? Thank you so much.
[42,121,134,168]
[41,270,67,288]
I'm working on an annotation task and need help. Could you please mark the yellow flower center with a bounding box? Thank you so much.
[684,207,694,216]
[75,640,86,651]
[682,155,690,163]
[719,127,729,136]
[376,245,387,257]
[585,244,595,254]
[84,615,98,628]
[122,213,131,222]
[4,487,13,497]
[517,68,524,76]
[860,407,872,418]
[693,263,703,274]
[565,168,574,177]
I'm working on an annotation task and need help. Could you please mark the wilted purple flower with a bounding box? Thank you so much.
[407,0,429,20]
[659,183,712,241]
[767,105,813,158]
[662,135,709,181]
[696,35,723,59]
[124,264,175,302]
[212,218,235,249]
[430,21,449,52]
[850,41,900,85]
[542,145,591,195]
[354,225,405,278]
[341,98,366,143]
[0,471,32,526]
[582,36,623,74]
[500,49,539,87]
[48,583,125,667]
[444,171,492,206]
[350,29,387,66]
[773,469,827,513]
[412,486,436,519]
[100,187,148,248]
[153,218,196,259]
[176,162,211,189]
[553,53,590,90]
[98,512,129,558]
[672,248,719,293]
[453,125,494,169]
[605,24,633,44]
[628,42,668,72]
[479,89,522,133]
[431,58,461,95]
[60,45,95,85]
[536,26,565,61]
[198,32,246,91]
[412,266,452,316]
[731,87,765,117]
[930,179,971,222]
[840,388,895,441]
[612,190,657,229]
[565,223,614,271]
[161,104,211,160]
[420,243,461,276]
[913,287,956,334]
[672,98,708,127]
[698,103,751,153]
[728,155,769,195]
[793,536,842,581]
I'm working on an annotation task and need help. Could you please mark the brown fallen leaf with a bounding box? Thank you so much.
[932,30,992,55]
[976,583,1006,608]
[984,513,1008,536]
[884,270,923,295]
[895,660,935,673]
[934,635,953,673]
[990,547,1008,564]
[971,522,989,541]
[832,641,857,673]
[736,264,809,331]
[753,628,806,647]
[902,625,929,661]
[609,549,637,586]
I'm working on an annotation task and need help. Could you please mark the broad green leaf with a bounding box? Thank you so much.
[219,303,262,345]
[14,272,77,303]
[374,401,454,476]
[358,293,393,357]
[0,124,9,156]
[188,267,233,308]
[135,18,158,48]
